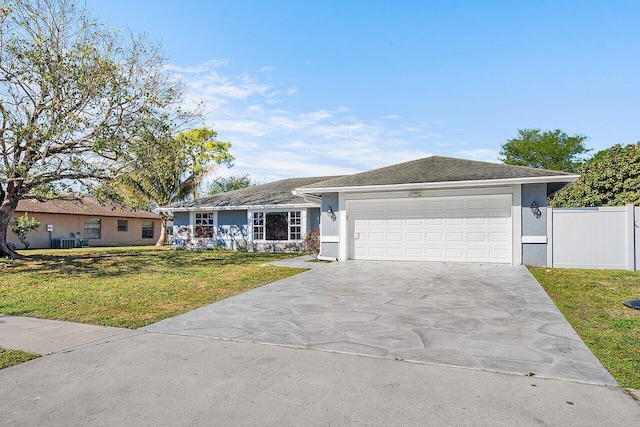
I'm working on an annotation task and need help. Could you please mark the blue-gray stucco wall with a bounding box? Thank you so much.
[321,193,339,258]
[172,211,190,226]
[308,208,321,231]
[321,193,339,236]
[521,183,547,266]
[218,210,248,226]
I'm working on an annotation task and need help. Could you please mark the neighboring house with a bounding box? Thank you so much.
[162,156,578,267]
[293,156,578,266]
[9,196,162,249]
[162,177,342,252]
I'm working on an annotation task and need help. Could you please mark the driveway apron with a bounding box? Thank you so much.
[145,260,616,386]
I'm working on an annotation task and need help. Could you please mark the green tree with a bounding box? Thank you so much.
[109,127,233,246]
[207,175,253,195]
[175,128,233,198]
[549,143,640,207]
[500,129,591,172]
[9,213,40,249]
[0,0,195,258]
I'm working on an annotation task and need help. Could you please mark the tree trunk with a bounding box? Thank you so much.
[155,215,167,247]
[0,196,24,259]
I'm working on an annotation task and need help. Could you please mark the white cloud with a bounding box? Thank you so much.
[164,59,230,74]
[259,66,275,72]
[174,60,446,181]
[205,59,231,67]
[382,114,400,119]
[190,70,274,100]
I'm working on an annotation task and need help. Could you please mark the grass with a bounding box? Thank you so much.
[0,246,304,329]
[0,347,40,370]
[529,267,640,389]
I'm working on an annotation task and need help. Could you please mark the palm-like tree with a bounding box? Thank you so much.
[114,128,232,246]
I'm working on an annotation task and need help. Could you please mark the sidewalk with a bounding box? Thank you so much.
[0,314,129,355]
[1,330,639,426]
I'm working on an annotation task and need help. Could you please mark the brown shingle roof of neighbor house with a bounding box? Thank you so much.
[165,176,344,210]
[299,156,577,190]
[15,196,161,219]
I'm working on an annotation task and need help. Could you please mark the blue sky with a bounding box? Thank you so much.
[89,0,640,183]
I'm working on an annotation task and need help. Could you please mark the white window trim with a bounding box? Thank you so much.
[249,209,306,242]
[191,211,218,238]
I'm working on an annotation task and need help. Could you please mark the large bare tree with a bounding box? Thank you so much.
[0,0,194,258]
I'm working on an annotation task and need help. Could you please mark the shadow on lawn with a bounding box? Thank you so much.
[6,250,298,278]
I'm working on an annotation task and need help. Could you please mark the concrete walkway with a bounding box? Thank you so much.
[145,261,616,385]
[0,314,129,355]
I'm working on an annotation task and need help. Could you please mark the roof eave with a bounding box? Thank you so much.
[157,202,320,213]
[294,175,580,195]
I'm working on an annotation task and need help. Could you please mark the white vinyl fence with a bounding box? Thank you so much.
[548,205,639,270]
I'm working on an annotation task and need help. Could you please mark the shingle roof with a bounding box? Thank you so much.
[15,196,161,219]
[165,176,344,210]
[300,156,575,190]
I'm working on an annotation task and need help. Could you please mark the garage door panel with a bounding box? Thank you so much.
[425,232,442,241]
[489,198,510,209]
[467,217,488,226]
[489,232,509,242]
[490,217,510,225]
[446,232,464,242]
[406,248,423,258]
[406,232,423,241]
[349,194,512,263]
[387,232,403,241]
[467,249,487,259]
[445,248,464,259]
[387,248,403,257]
[368,232,384,241]
[445,200,464,210]
[467,199,487,209]
[489,249,510,260]
[468,232,486,242]
[426,248,443,258]
[369,247,384,257]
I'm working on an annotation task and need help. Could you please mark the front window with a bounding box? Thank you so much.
[253,212,264,240]
[142,221,154,239]
[289,211,301,240]
[84,218,101,239]
[253,211,302,241]
[266,213,288,240]
[195,212,215,238]
[117,220,128,232]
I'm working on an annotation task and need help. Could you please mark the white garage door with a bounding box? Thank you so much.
[349,194,512,263]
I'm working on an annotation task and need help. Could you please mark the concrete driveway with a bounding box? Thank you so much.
[146,259,615,386]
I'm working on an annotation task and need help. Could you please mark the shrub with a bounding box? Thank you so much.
[10,213,40,249]
[304,229,320,255]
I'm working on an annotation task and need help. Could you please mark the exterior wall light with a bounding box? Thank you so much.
[327,206,337,221]
[531,201,542,219]
[408,192,422,199]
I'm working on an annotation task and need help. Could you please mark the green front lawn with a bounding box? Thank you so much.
[0,347,40,370]
[529,267,640,389]
[0,247,304,329]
